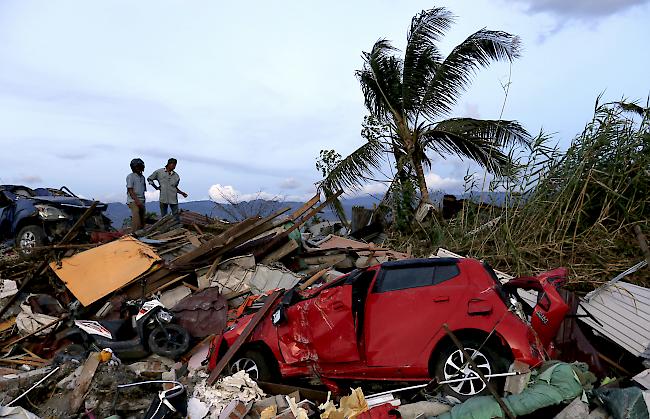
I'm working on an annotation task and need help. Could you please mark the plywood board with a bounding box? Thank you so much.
[50,236,160,306]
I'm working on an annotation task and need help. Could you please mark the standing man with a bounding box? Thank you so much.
[127,158,147,231]
[147,158,188,220]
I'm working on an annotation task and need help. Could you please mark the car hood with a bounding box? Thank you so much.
[31,196,107,211]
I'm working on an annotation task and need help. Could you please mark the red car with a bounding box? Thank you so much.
[209,258,569,400]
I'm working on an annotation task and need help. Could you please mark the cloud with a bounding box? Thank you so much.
[511,0,650,18]
[280,177,300,190]
[345,182,389,198]
[56,152,88,160]
[208,184,279,203]
[138,149,286,178]
[145,190,160,201]
[425,172,462,191]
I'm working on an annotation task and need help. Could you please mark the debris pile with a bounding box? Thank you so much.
[0,191,647,418]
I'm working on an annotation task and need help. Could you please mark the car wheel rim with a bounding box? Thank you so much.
[230,357,259,380]
[443,347,492,396]
[20,231,36,251]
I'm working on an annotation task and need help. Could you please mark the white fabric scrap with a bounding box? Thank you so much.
[15,300,58,337]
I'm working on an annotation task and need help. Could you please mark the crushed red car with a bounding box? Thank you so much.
[209,258,569,400]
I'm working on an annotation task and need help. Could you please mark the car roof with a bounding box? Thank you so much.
[381,257,459,269]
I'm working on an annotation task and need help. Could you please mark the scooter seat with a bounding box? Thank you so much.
[101,320,137,340]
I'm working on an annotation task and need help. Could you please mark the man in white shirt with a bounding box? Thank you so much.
[147,158,188,220]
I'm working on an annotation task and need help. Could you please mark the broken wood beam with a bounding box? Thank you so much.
[65,352,101,415]
[261,239,299,265]
[207,289,283,385]
[299,268,329,290]
[254,191,343,260]
[289,193,321,221]
[443,324,515,419]
[634,225,650,265]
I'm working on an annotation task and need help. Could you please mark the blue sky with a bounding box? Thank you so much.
[0,0,648,203]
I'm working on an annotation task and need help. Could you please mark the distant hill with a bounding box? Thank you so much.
[104,191,509,228]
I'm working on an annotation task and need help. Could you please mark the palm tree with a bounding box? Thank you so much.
[321,7,532,205]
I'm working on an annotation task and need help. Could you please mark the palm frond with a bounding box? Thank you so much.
[402,8,454,114]
[421,29,521,119]
[420,120,528,175]
[428,118,532,148]
[319,139,387,192]
[322,185,349,226]
[357,40,403,121]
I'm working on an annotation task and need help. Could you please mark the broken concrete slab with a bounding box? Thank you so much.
[553,397,589,419]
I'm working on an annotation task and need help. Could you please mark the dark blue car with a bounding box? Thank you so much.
[0,185,111,253]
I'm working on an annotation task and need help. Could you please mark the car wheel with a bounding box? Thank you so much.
[434,339,508,401]
[16,225,46,254]
[148,324,190,359]
[229,349,277,382]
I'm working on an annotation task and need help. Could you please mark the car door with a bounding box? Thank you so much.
[304,284,360,363]
[364,261,463,367]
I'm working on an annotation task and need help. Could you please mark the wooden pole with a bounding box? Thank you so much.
[207,289,283,385]
[443,324,515,419]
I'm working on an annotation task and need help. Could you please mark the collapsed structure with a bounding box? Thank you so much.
[0,191,648,418]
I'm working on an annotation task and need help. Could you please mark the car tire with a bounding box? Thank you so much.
[16,225,46,253]
[229,349,278,382]
[433,338,509,401]
[148,324,190,359]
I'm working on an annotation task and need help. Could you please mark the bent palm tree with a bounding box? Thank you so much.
[321,7,532,204]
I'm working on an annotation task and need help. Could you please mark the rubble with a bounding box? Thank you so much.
[0,191,647,419]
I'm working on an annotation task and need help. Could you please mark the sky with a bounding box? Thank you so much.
[0,0,648,204]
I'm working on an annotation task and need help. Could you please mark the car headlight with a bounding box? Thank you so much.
[35,205,69,220]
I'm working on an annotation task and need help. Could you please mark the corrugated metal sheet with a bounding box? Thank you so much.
[434,248,650,358]
[578,281,650,358]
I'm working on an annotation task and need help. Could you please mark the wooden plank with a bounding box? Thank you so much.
[299,268,329,291]
[207,290,283,385]
[186,232,202,247]
[65,352,101,415]
[171,217,261,267]
[261,239,299,265]
[634,225,650,265]
[301,254,347,266]
[255,191,342,260]
[257,381,329,404]
[289,193,321,221]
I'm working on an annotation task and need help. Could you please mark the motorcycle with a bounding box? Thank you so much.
[58,299,190,360]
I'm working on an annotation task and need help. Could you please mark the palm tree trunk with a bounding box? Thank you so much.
[412,157,430,203]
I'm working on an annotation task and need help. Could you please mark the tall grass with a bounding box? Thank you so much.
[391,97,650,290]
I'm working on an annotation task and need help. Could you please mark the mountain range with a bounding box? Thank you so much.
[104,191,509,228]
